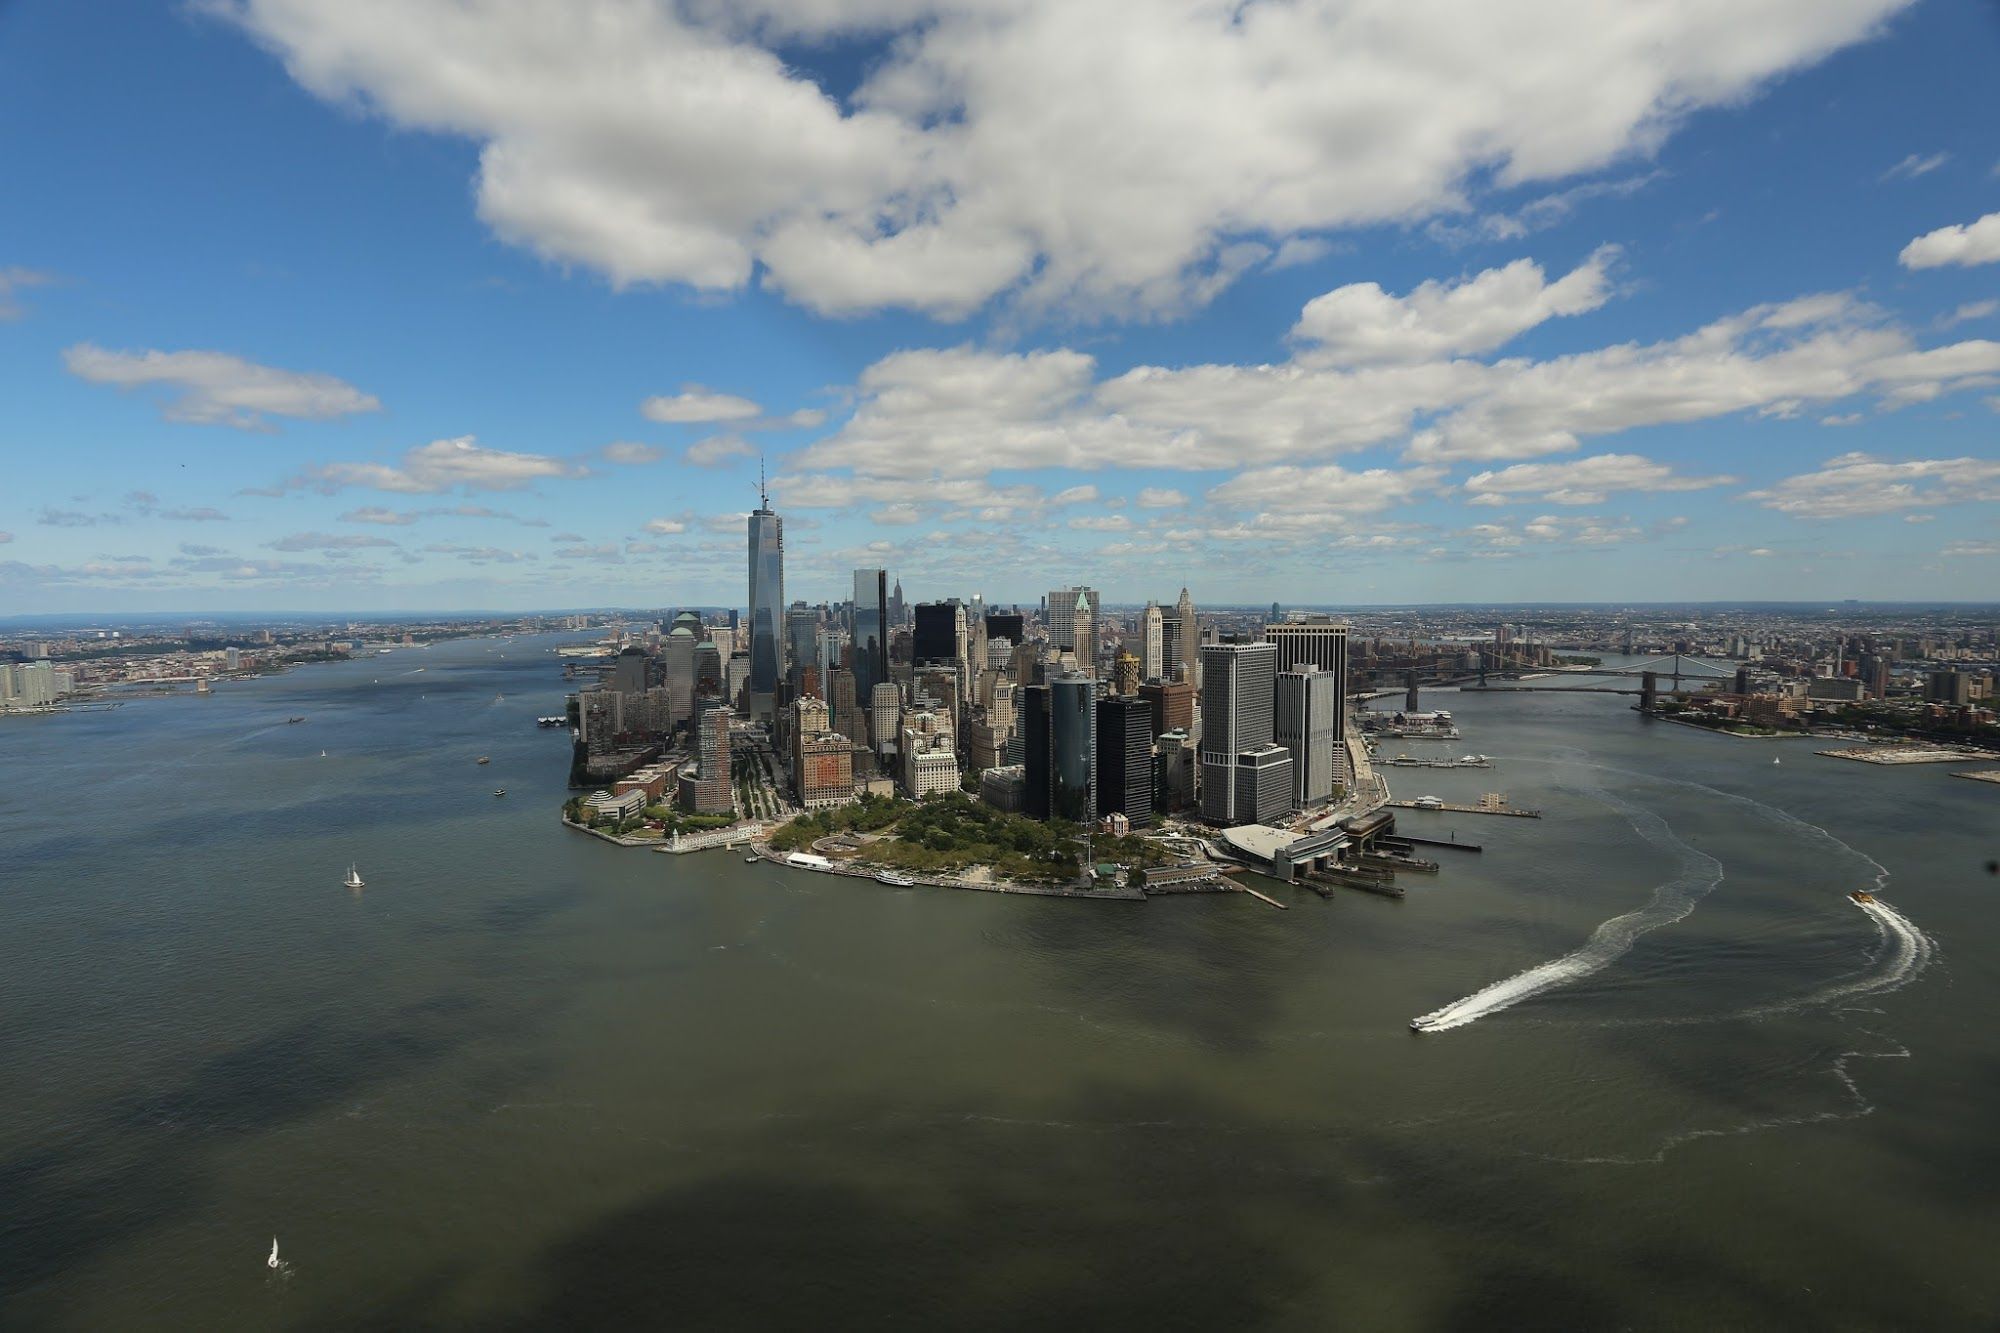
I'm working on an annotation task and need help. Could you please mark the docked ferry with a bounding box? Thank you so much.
[874,871,917,888]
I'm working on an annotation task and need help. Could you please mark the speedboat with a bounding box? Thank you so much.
[1408,1017,1440,1033]
[744,854,760,863]
[268,1238,281,1270]
[493,788,506,797]
[476,756,491,765]
[1850,889,1875,904]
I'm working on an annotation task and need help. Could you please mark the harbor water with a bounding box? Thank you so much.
[2,636,1996,1328]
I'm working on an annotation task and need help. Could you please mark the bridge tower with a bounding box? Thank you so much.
[1641,671,1658,712]
[1406,667,1420,714]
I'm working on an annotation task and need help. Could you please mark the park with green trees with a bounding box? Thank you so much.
[769,791,1177,883]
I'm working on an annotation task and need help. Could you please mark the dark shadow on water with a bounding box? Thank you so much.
[991,901,1310,1057]
[297,1069,2000,1332]
[0,999,505,1312]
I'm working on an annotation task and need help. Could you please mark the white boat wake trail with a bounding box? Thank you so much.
[1411,784,1721,1033]
[1411,751,1939,1035]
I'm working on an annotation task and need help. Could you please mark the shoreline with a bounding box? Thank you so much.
[566,812,1203,903]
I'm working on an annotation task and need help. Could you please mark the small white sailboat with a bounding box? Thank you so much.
[1773,756,1781,765]
[267,1238,281,1270]
[343,864,366,890]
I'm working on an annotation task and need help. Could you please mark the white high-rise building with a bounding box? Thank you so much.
[871,681,902,759]
[1264,618,1348,745]
[1276,669,1341,807]
[1199,640,1278,825]
[1173,587,1199,686]
[1140,602,1165,682]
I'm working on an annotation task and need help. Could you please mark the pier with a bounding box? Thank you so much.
[1391,834,1483,853]
[1387,797,1541,819]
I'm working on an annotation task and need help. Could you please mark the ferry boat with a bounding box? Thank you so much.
[874,870,917,887]
[1850,889,1876,904]
[343,864,366,890]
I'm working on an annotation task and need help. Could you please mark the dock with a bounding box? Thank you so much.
[1817,744,1990,765]
[1392,834,1482,853]
[1237,882,1290,910]
[1951,769,2000,786]
[1387,798,1541,819]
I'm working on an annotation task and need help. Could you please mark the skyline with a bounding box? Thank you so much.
[5,1,2000,613]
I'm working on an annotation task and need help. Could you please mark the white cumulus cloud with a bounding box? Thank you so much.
[1899,211,2000,269]
[1291,248,1618,366]
[1744,452,2000,517]
[210,0,1911,319]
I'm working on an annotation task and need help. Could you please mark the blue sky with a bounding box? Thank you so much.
[2,0,1997,613]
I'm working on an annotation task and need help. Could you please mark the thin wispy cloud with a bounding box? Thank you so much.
[63,344,381,429]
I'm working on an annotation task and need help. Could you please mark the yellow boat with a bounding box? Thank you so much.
[1850,889,1875,904]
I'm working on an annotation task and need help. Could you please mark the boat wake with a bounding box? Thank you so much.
[1778,894,1935,1013]
[1411,784,1721,1033]
[1411,750,1940,1036]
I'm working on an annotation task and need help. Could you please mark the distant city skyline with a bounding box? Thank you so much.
[5,2,2000,614]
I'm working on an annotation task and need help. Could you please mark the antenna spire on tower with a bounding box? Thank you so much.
[759,453,768,508]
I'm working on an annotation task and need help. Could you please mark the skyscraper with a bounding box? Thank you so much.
[1049,674,1098,824]
[612,645,649,695]
[1096,694,1154,827]
[871,681,902,759]
[1140,602,1165,682]
[1199,640,1277,825]
[852,567,889,702]
[984,611,1025,647]
[663,613,700,725]
[1265,618,1348,746]
[1173,587,1199,685]
[1275,669,1340,807]
[785,602,818,689]
[746,479,784,721]
[913,600,968,667]
[1020,683,1051,820]
[1046,587,1100,660]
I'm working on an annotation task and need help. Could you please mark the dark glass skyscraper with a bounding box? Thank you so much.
[852,567,888,701]
[1096,694,1154,826]
[983,612,1025,647]
[1020,684,1051,821]
[1049,674,1098,824]
[746,494,784,714]
[913,601,963,666]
